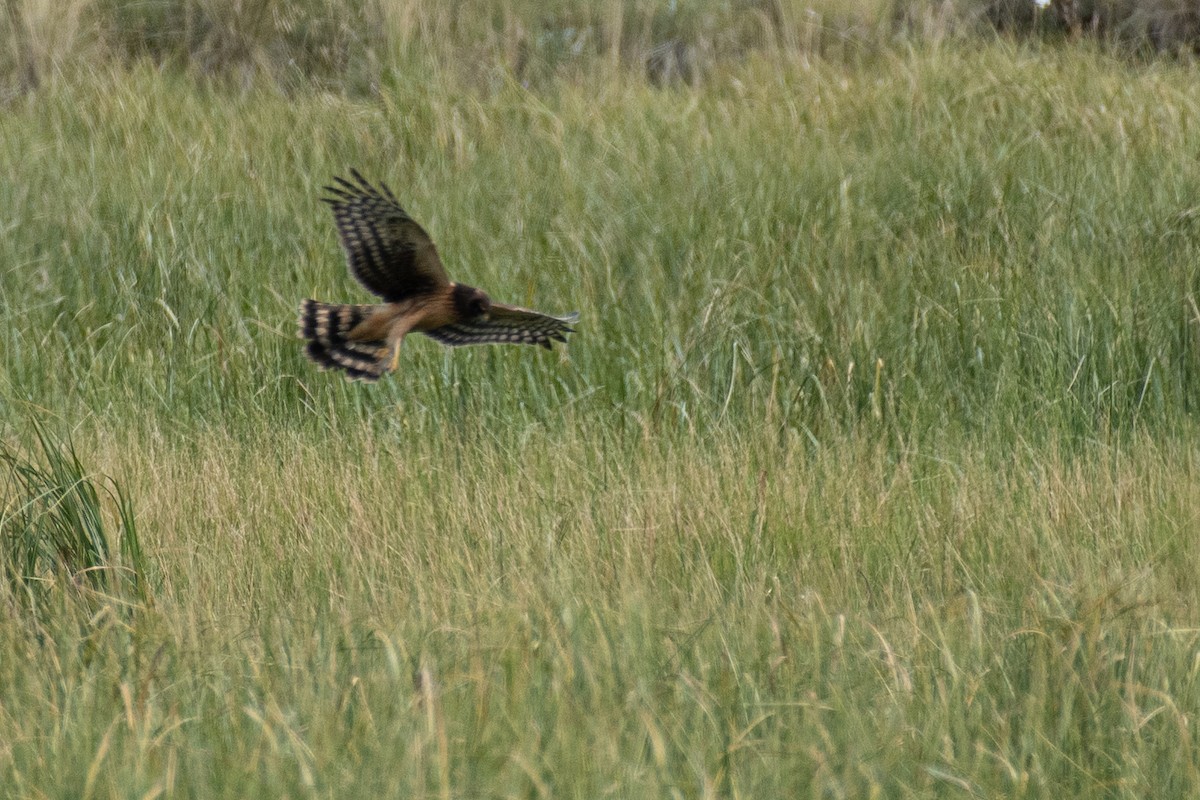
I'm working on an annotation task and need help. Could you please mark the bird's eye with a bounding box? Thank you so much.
[471,299,488,316]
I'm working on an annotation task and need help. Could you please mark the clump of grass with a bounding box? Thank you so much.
[1,422,148,605]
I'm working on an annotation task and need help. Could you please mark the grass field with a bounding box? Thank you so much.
[4,33,1200,797]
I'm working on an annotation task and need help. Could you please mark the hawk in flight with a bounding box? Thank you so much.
[299,170,577,381]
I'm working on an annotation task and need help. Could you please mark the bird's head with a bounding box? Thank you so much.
[452,284,492,319]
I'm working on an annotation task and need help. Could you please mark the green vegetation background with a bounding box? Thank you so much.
[3,2,1200,797]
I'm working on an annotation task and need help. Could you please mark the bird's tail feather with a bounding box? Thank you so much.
[298,299,389,381]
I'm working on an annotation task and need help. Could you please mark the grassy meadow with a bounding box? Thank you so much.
[4,24,1200,798]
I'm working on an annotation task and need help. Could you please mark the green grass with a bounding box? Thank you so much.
[1,423,147,606]
[3,38,1200,797]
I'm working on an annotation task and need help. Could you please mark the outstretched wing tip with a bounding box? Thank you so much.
[319,169,448,300]
[421,304,579,350]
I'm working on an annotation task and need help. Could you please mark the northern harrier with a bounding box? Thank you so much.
[299,170,577,381]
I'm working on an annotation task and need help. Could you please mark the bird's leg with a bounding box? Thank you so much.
[381,311,421,374]
[386,328,408,373]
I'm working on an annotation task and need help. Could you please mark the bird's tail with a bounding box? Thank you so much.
[297,299,390,381]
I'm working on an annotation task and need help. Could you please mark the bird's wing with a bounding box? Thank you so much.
[422,304,578,349]
[322,169,451,301]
